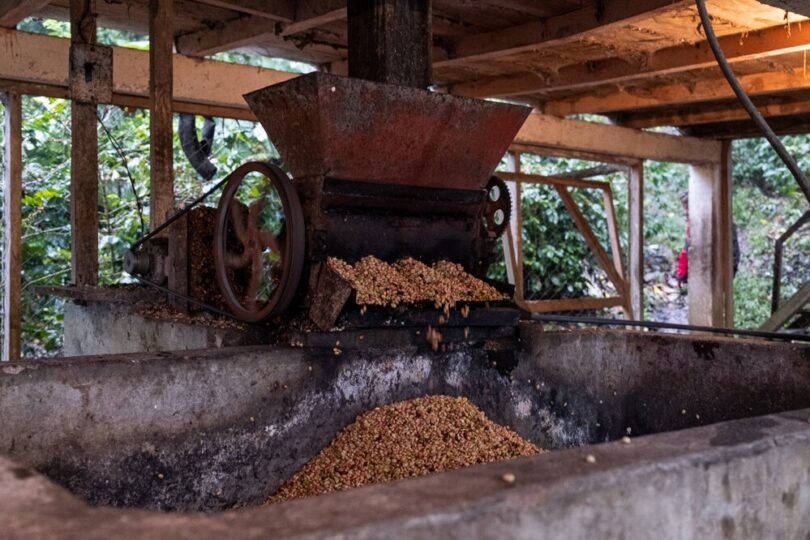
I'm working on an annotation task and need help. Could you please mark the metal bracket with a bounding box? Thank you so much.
[69,43,113,104]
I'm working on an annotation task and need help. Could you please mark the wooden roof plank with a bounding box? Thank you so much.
[0,0,51,27]
[192,0,295,21]
[684,112,810,138]
[175,14,343,62]
[451,23,810,98]
[543,65,810,116]
[617,95,810,128]
[435,0,693,68]
[191,0,295,22]
[281,8,346,36]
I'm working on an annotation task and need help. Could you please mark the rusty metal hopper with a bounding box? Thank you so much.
[244,72,530,190]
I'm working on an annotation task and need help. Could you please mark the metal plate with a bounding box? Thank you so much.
[69,44,113,104]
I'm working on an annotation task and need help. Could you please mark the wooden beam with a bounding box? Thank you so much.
[508,142,642,166]
[683,112,810,139]
[1,91,22,361]
[193,0,295,21]
[295,0,344,20]
[555,185,629,304]
[754,0,810,18]
[283,0,345,36]
[0,27,296,117]
[176,16,277,57]
[70,0,99,287]
[281,7,345,35]
[435,0,691,68]
[617,95,810,129]
[149,0,173,232]
[628,161,644,321]
[544,67,810,117]
[602,185,624,281]
[451,24,810,98]
[175,14,344,61]
[0,0,51,27]
[514,113,723,165]
[525,297,625,313]
[760,281,810,332]
[499,171,619,190]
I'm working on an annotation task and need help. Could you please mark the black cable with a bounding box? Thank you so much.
[695,0,810,205]
[97,109,148,238]
[130,172,232,251]
[531,313,810,343]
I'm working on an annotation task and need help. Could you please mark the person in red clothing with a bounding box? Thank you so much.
[674,192,739,288]
[675,192,690,286]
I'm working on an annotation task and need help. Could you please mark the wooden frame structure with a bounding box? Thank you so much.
[499,170,633,318]
[1,0,772,358]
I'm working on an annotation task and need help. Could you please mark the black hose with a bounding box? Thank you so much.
[179,114,218,180]
[695,0,810,205]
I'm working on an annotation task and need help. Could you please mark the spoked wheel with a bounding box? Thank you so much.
[214,161,305,322]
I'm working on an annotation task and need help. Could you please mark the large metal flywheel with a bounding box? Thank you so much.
[213,161,305,322]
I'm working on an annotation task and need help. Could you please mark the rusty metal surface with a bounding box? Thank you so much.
[213,162,306,323]
[308,263,353,331]
[244,73,530,190]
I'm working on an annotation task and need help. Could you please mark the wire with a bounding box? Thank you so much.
[695,0,810,206]
[97,109,148,238]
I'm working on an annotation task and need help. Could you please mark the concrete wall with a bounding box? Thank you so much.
[3,411,810,539]
[1,326,807,514]
[63,302,270,356]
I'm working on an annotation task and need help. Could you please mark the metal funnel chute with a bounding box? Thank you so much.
[244,72,530,190]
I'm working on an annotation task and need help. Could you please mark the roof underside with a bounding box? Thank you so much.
[20,0,810,138]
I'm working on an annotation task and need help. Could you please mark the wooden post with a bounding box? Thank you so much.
[2,92,22,361]
[149,0,174,231]
[719,141,734,327]
[688,146,732,327]
[347,0,432,88]
[70,0,99,286]
[628,161,644,320]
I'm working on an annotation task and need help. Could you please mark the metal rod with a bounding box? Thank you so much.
[530,313,810,343]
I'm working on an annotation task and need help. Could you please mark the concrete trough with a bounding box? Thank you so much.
[1,324,809,538]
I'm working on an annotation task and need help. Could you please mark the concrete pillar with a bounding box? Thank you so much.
[688,142,733,327]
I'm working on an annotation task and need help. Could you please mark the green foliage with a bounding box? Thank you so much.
[643,160,689,253]
[492,154,622,302]
[733,137,810,198]
[1,96,281,356]
[731,179,808,329]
